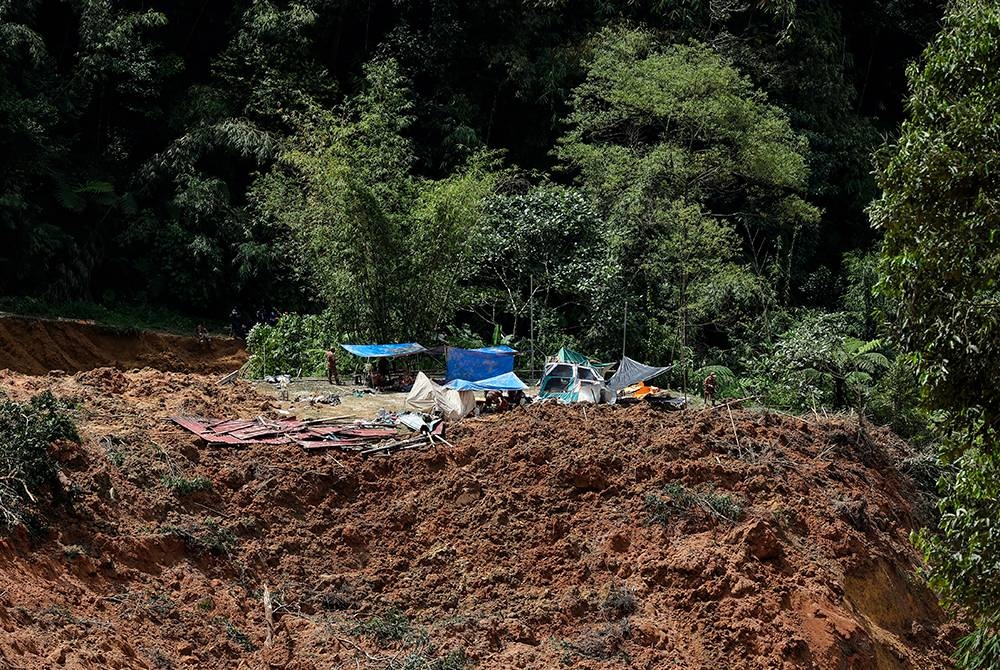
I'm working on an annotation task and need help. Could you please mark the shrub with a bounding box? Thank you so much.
[161,475,213,495]
[0,391,78,528]
[645,482,744,525]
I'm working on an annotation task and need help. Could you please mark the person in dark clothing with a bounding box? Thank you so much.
[703,372,718,407]
[325,349,340,385]
[229,307,244,339]
[196,323,209,345]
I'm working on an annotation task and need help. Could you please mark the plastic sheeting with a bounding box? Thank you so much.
[474,345,517,354]
[445,346,515,382]
[607,356,672,391]
[444,371,527,392]
[405,372,476,421]
[552,347,590,364]
[341,343,427,358]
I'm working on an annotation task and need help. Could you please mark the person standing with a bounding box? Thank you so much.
[325,349,341,385]
[703,372,718,407]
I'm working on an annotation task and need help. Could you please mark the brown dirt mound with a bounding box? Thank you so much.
[0,371,958,669]
[0,316,246,375]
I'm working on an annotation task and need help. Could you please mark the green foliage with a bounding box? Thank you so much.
[163,517,236,557]
[0,391,78,528]
[252,57,503,342]
[161,475,212,496]
[758,311,888,410]
[645,482,744,525]
[871,2,1000,665]
[556,27,818,367]
[244,312,346,378]
[352,608,414,645]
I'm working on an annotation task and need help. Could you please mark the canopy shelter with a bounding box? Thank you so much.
[551,347,589,365]
[444,371,527,392]
[340,343,427,358]
[549,346,614,376]
[445,346,517,382]
[607,356,673,391]
[539,360,615,404]
[405,372,476,421]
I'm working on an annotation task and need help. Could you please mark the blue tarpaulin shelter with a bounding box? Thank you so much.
[444,372,527,392]
[445,346,516,382]
[340,343,427,358]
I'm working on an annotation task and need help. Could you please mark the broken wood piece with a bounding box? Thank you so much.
[359,436,429,456]
[217,370,240,385]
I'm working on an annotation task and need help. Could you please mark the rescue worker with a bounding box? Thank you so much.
[484,390,510,412]
[325,349,340,385]
[703,372,718,407]
[196,323,209,345]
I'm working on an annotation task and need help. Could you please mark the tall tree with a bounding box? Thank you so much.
[557,27,819,365]
[871,1,1000,666]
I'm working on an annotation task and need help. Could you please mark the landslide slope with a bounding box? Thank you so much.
[0,370,955,669]
[0,316,246,375]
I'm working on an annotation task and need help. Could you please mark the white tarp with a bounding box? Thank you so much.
[405,372,476,421]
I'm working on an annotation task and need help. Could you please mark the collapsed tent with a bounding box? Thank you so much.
[341,343,427,358]
[405,372,476,421]
[444,371,526,392]
[445,346,516,382]
[539,360,615,404]
[607,356,673,391]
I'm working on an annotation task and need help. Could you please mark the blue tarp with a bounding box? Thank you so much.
[444,372,527,392]
[474,345,517,354]
[446,346,515,382]
[340,343,427,358]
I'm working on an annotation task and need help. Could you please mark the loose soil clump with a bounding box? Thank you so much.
[0,370,958,669]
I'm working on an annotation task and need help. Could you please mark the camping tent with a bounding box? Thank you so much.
[607,356,672,391]
[405,372,476,421]
[538,359,615,404]
[444,371,527,392]
[445,346,516,382]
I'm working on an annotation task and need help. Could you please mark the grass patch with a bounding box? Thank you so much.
[645,482,745,525]
[218,617,255,652]
[0,296,225,336]
[352,608,414,645]
[161,475,213,495]
[163,517,236,556]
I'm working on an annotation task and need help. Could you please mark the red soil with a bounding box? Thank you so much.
[0,369,957,669]
[0,316,246,375]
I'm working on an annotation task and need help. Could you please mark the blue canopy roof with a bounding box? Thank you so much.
[340,343,427,358]
[445,346,516,382]
[444,371,527,392]
[474,345,517,354]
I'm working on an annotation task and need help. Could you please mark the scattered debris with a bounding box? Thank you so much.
[171,410,445,455]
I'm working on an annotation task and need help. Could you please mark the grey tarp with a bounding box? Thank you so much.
[607,356,672,391]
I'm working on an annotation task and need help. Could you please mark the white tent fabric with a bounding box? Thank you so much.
[405,372,476,421]
[607,356,672,391]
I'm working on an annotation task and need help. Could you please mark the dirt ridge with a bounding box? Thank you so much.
[0,316,246,375]
[0,370,957,669]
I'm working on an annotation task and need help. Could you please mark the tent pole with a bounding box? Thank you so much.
[530,275,535,382]
[622,300,628,359]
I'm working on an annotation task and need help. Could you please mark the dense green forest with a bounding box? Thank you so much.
[1,0,942,363]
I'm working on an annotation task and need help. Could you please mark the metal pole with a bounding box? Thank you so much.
[622,299,628,359]
[529,275,535,382]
